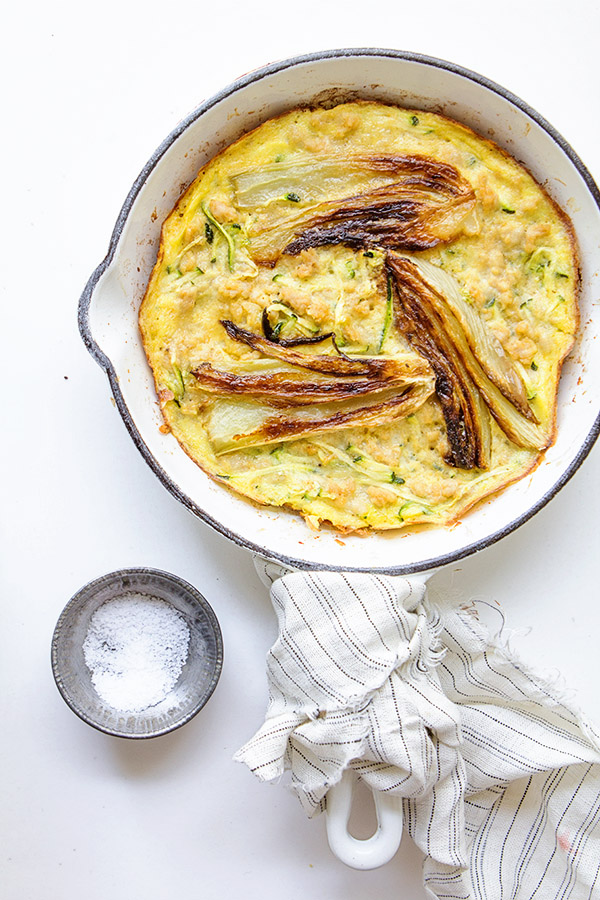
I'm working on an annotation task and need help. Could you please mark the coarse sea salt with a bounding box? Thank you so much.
[82,593,190,712]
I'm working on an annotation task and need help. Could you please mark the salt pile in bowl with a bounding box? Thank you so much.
[82,593,190,713]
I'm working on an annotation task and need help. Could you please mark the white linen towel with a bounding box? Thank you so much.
[235,561,600,899]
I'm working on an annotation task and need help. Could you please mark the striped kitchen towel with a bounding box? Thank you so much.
[235,562,600,899]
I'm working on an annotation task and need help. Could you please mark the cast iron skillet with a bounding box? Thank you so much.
[78,48,600,865]
[79,48,600,576]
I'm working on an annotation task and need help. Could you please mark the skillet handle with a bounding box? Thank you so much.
[325,769,403,869]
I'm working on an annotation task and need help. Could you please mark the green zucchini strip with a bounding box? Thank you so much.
[201,203,236,271]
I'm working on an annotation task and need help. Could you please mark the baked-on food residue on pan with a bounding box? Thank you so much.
[139,102,578,532]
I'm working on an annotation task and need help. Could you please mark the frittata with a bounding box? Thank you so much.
[139,102,578,532]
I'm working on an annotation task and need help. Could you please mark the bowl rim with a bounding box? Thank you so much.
[51,567,224,739]
[77,47,600,575]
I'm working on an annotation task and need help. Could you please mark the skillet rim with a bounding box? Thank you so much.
[77,47,600,574]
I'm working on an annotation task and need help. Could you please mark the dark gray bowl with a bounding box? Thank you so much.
[51,568,223,738]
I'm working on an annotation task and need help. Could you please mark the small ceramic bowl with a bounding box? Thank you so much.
[51,568,223,738]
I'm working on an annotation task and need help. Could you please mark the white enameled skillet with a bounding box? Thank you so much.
[78,48,600,866]
[79,48,600,576]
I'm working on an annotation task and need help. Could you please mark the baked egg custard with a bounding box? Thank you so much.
[139,102,578,532]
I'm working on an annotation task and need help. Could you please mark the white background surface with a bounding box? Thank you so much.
[2,3,599,899]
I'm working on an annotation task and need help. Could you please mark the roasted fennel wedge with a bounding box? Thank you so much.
[237,154,477,264]
[206,381,434,454]
[387,254,550,465]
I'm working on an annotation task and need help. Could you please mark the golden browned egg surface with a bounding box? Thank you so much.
[139,102,578,532]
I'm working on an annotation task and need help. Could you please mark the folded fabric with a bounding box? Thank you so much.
[235,560,600,899]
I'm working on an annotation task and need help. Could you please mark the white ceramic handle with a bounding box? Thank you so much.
[325,770,403,869]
